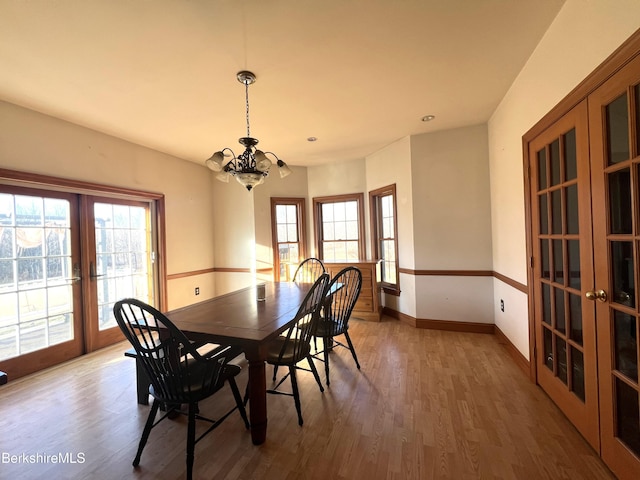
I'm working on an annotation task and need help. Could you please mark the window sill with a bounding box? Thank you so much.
[381,285,400,296]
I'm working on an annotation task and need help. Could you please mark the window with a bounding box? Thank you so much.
[370,184,399,295]
[313,193,365,262]
[270,198,307,281]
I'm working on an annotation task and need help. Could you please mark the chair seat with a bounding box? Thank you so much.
[266,337,311,366]
[150,362,241,404]
[311,317,347,337]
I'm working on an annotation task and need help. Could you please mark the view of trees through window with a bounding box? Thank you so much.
[316,197,363,262]
[94,202,150,330]
[0,193,73,361]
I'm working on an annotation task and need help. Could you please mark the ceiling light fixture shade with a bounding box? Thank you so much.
[205,71,291,191]
[277,159,292,178]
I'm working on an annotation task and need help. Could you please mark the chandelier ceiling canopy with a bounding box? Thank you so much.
[205,71,292,191]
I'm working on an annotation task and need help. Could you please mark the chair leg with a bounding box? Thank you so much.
[289,366,304,426]
[306,355,324,393]
[323,336,331,385]
[133,399,160,467]
[272,365,279,381]
[228,376,250,429]
[243,382,250,406]
[186,403,197,480]
[343,331,361,369]
[135,359,150,405]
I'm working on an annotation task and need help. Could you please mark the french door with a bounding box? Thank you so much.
[529,54,640,479]
[589,54,640,479]
[529,100,600,450]
[0,187,83,378]
[0,185,156,379]
[82,196,155,351]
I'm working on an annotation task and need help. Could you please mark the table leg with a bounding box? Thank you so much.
[245,349,267,445]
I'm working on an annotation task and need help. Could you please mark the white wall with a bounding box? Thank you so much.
[488,0,640,358]
[0,100,215,310]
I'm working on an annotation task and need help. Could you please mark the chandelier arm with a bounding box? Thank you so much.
[260,151,281,161]
[221,147,238,168]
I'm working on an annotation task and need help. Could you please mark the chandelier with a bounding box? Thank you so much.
[205,71,292,191]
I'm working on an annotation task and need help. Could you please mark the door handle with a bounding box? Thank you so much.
[585,289,608,302]
[90,262,104,279]
[66,264,81,283]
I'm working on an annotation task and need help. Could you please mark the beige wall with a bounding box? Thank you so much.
[211,164,309,294]
[210,176,255,295]
[409,125,493,323]
[0,100,215,309]
[253,165,309,283]
[488,0,640,358]
[365,136,415,316]
[410,125,492,270]
[307,158,367,258]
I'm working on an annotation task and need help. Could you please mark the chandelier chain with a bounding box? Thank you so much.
[245,78,251,138]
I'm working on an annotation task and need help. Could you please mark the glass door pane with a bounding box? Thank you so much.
[0,187,82,378]
[94,202,151,330]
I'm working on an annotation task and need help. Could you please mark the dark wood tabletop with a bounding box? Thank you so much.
[166,281,311,344]
[164,281,313,445]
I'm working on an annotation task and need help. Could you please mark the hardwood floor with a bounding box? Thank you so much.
[0,317,615,479]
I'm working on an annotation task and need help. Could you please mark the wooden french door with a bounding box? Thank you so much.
[529,100,601,450]
[0,185,156,379]
[81,196,155,351]
[0,186,84,379]
[589,54,640,479]
[529,53,640,479]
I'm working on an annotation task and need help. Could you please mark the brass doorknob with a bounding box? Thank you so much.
[585,289,608,302]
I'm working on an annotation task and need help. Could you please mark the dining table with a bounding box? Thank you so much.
[164,281,314,445]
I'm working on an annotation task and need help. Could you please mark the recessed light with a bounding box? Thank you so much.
[421,115,436,122]
[307,137,318,142]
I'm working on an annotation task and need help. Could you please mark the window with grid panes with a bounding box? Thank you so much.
[370,184,399,294]
[270,198,306,281]
[313,193,365,262]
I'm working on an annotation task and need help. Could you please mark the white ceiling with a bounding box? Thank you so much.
[0,0,565,168]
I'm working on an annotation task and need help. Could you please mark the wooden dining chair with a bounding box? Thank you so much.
[114,298,249,480]
[272,257,326,382]
[292,257,326,283]
[265,273,330,425]
[311,266,363,385]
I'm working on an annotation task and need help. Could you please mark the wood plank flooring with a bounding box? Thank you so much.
[0,317,616,479]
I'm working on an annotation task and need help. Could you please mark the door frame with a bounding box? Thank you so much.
[81,195,160,352]
[523,29,640,383]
